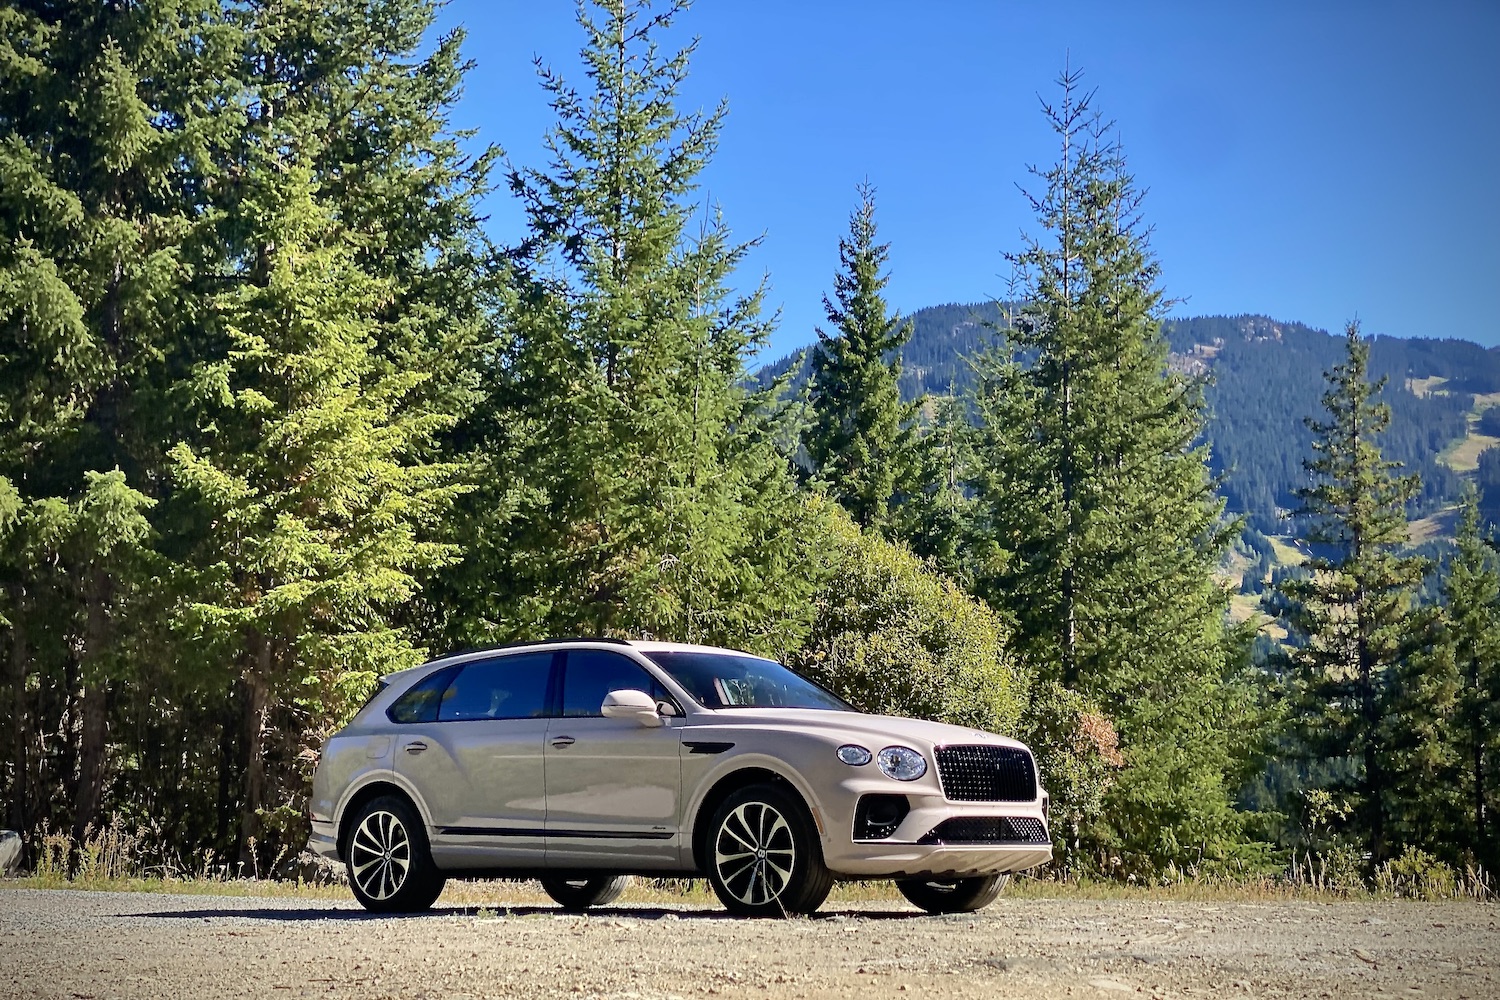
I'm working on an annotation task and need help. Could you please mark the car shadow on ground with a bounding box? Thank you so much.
[128,904,935,922]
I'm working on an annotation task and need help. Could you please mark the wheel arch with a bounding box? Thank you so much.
[688,762,824,874]
[335,779,426,862]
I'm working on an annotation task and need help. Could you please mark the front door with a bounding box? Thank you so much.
[395,651,555,867]
[544,649,683,869]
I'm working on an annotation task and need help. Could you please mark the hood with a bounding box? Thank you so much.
[690,708,1029,752]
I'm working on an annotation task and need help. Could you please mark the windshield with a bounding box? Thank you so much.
[642,651,851,711]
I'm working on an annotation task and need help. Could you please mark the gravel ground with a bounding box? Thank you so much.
[1,885,1495,999]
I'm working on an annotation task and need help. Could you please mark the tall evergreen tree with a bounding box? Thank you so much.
[804,182,919,533]
[0,0,238,852]
[963,68,1252,863]
[446,0,821,653]
[898,390,974,575]
[1430,484,1500,868]
[171,162,465,864]
[1280,320,1429,864]
[0,0,496,865]
[164,0,492,864]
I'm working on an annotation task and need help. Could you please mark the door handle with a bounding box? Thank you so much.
[550,735,576,748]
[404,741,428,755]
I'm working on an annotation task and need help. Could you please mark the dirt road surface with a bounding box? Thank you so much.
[1,886,1495,999]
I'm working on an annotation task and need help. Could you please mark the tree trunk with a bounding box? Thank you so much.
[72,568,112,844]
[237,633,272,870]
[216,693,239,850]
[4,584,31,840]
[1472,654,1489,868]
[71,684,108,844]
[1357,629,1387,863]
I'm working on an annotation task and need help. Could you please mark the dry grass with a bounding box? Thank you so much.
[1408,505,1461,544]
[1437,391,1500,473]
[1440,429,1500,473]
[1406,375,1450,398]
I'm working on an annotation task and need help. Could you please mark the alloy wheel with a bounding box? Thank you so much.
[713,800,796,907]
[349,809,411,901]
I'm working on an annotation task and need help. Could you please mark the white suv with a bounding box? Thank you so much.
[307,639,1051,916]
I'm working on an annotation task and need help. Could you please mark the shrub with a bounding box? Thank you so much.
[1020,681,1124,872]
[1375,846,1461,900]
[789,502,1029,736]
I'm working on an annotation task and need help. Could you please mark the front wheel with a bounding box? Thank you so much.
[705,784,832,917]
[896,874,1007,914]
[344,795,446,913]
[541,875,630,911]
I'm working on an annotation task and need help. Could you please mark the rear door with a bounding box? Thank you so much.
[543,649,683,868]
[394,651,555,866]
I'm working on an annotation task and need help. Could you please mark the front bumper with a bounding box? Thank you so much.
[828,842,1053,878]
[816,779,1052,879]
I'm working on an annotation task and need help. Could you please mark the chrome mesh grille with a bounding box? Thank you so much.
[934,745,1037,802]
[918,816,1049,845]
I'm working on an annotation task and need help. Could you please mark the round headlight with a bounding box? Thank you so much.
[837,744,872,766]
[876,746,927,781]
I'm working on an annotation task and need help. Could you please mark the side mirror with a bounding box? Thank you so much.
[601,689,665,728]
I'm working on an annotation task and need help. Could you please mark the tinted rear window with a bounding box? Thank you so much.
[387,668,455,724]
[437,653,553,721]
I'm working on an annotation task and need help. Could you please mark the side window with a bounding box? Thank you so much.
[562,650,670,718]
[387,668,454,725]
[436,653,552,722]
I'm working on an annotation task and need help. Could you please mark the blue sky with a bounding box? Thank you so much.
[436,1,1500,356]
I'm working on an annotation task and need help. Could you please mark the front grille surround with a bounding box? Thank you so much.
[918,816,1049,845]
[934,745,1038,802]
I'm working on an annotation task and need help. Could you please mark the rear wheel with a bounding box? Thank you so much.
[705,784,832,917]
[541,875,630,911]
[344,795,445,913]
[896,874,1007,914]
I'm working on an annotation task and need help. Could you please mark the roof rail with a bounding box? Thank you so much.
[429,636,634,662]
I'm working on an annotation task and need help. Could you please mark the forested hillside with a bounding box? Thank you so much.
[761,306,1500,534]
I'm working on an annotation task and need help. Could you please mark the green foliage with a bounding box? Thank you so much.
[0,0,494,868]
[445,0,820,655]
[896,392,975,577]
[804,183,920,534]
[960,68,1256,865]
[1020,680,1122,872]
[1279,321,1432,864]
[170,165,463,713]
[1418,484,1500,869]
[790,500,1026,734]
[1373,846,1461,900]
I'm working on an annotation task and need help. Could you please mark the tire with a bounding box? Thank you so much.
[705,783,832,917]
[896,874,1007,914]
[344,794,446,913]
[541,875,630,912]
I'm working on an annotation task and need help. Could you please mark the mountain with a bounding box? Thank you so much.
[759,304,1500,535]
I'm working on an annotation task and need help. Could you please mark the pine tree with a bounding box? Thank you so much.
[1280,320,1429,863]
[804,182,919,533]
[171,159,465,864]
[449,0,822,653]
[0,0,238,850]
[1433,484,1500,868]
[898,390,974,576]
[963,68,1252,863]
